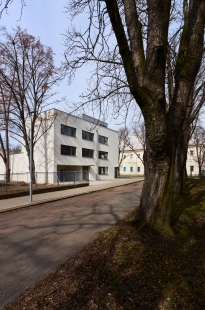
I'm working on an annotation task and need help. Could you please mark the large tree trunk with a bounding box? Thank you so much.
[138,154,174,231]
[174,126,190,195]
[137,120,176,232]
[136,104,176,232]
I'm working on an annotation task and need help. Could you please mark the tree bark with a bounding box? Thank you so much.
[117,166,121,177]
[0,132,10,183]
[174,123,190,195]
[5,117,10,183]
[136,101,176,231]
[199,165,202,178]
[138,153,174,231]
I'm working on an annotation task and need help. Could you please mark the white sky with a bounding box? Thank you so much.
[0,0,134,131]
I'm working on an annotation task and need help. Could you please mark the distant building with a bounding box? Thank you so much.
[119,137,205,178]
[0,108,118,183]
[119,136,144,176]
[186,144,205,177]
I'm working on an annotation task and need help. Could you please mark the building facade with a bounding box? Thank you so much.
[186,144,205,177]
[119,138,205,178]
[0,109,118,183]
[119,136,144,176]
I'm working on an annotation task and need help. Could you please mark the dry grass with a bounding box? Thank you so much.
[4,179,205,310]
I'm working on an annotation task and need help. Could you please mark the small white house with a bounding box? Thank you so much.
[119,138,205,178]
[186,144,205,177]
[0,108,119,183]
[119,136,144,176]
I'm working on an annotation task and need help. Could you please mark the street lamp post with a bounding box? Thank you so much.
[30,112,34,203]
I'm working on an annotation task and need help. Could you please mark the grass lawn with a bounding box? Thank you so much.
[4,179,205,310]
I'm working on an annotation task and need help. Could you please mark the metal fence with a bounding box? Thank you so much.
[56,171,89,183]
[0,171,89,187]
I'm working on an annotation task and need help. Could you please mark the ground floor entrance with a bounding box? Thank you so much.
[57,165,90,182]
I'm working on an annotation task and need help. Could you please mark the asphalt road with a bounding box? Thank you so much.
[0,182,142,309]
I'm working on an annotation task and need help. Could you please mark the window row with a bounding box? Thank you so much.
[61,145,108,159]
[123,153,141,159]
[99,167,108,175]
[123,167,141,172]
[61,145,76,156]
[61,124,108,144]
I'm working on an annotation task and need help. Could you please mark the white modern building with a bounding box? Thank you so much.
[119,136,144,176]
[0,109,119,183]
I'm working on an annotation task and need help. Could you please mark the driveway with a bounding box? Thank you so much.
[0,182,142,309]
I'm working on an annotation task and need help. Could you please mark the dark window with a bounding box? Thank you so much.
[130,167,133,172]
[190,166,194,172]
[190,150,194,156]
[61,145,76,156]
[99,135,108,145]
[123,167,126,172]
[137,167,140,172]
[99,167,108,175]
[61,124,76,137]
[99,151,108,160]
[82,148,94,158]
[82,130,94,141]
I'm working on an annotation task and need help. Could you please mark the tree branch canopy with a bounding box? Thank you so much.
[0,26,62,177]
[64,0,205,231]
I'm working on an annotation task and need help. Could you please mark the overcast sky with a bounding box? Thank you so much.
[0,0,132,130]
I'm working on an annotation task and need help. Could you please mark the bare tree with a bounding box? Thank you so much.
[0,0,25,18]
[0,76,16,182]
[167,40,205,194]
[125,121,146,165]
[63,1,205,231]
[0,27,62,179]
[118,127,130,176]
[132,122,146,152]
[118,124,145,174]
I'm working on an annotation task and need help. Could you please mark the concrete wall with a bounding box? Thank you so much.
[0,152,28,182]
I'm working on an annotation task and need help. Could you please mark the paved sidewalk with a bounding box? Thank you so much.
[0,177,143,213]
